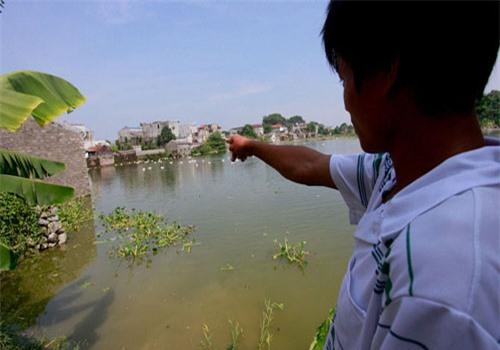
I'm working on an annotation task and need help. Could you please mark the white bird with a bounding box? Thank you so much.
[148,167,152,170]
[160,166,164,170]
[169,161,173,165]
[142,168,146,171]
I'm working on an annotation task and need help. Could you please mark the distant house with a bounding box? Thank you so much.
[166,139,192,158]
[118,126,143,145]
[86,144,114,168]
[140,120,180,140]
[229,127,243,135]
[252,124,264,136]
[271,124,287,133]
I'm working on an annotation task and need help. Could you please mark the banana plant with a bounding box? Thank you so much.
[0,70,85,270]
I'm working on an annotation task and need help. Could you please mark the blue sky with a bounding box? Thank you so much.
[1,0,499,140]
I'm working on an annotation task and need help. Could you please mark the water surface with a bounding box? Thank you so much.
[2,138,361,349]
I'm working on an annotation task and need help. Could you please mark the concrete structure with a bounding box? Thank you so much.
[118,126,143,145]
[166,139,192,158]
[140,120,180,140]
[252,124,264,136]
[0,118,91,197]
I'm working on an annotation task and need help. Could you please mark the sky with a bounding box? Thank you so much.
[1,0,499,140]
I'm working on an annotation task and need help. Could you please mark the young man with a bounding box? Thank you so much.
[229,1,499,349]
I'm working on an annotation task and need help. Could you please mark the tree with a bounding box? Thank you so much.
[206,132,226,153]
[476,90,500,128]
[262,113,286,126]
[0,70,86,270]
[307,122,319,134]
[191,132,226,156]
[287,115,305,125]
[157,126,176,146]
[239,124,258,139]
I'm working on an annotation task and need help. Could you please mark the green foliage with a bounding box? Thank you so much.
[258,299,284,350]
[263,124,272,134]
[476,90,500,128]
[287,115,305,125]
[0,149,74,206]
[58,197,93,234]
[227,320,243,350]
[0,71,85,132]
[272,238,309,268]
[0,174,74,206]
[0,193,42,258]
[332,122,355,135]
[200,324,214,350]
[239,124,257,138]
[0,149,65,179]
[262,113,286,126]
[308,308,334,350]
[191,132,226,156]
[157,126,176,147]
[99,207,195,262]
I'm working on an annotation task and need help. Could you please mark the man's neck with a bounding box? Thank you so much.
[384,112,484,202]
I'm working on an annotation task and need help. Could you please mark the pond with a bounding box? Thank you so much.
[1,138,362,349]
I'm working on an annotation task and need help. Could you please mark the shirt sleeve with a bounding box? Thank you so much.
[370,296,499,350]
[329,153,383,224]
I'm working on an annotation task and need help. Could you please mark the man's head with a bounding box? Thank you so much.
[322,1,499,152]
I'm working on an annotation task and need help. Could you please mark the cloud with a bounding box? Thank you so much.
[208,82,272,102]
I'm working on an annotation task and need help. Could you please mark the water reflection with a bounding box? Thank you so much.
[0,220,97,328]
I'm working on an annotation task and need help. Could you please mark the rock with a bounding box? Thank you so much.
[48,242,57,248]
[41,236,48,243]
[27,238,36,247]
[38,218,49,226]
[35,244,40,250]
[48,221,62,233]
[48,215,59,222]
[56,227,65,234]
[40,243,48,250]
[40,212,48,219]
[48,232,58,243]
[49,207,58,216]
[58,233,67,245]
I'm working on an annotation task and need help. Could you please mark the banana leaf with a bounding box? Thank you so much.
[0,148,65,179]
[0,242,17,271]
[0,70,86,132]
[0,174,74,205]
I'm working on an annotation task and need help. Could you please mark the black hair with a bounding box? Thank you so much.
[322,1,499,115]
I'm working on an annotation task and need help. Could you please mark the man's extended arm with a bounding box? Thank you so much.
[228,134,336,188]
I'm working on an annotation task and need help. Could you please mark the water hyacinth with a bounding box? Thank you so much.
[99,207,195,262]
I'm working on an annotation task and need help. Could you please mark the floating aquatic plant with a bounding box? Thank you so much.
[99,207,195,262]
[272,238,309,268]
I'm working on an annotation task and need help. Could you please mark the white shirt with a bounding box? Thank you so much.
[324,139,500,350]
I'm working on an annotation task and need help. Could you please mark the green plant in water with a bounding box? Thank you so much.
[57,197,93,234]
[308,308,334,350]
[258,299,284,350]
[200,324,214,350]
[227,320,243,350]
[272,238,309,268]
[99,207,195,262]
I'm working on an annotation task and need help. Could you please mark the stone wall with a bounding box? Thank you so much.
[0,118,91,197]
